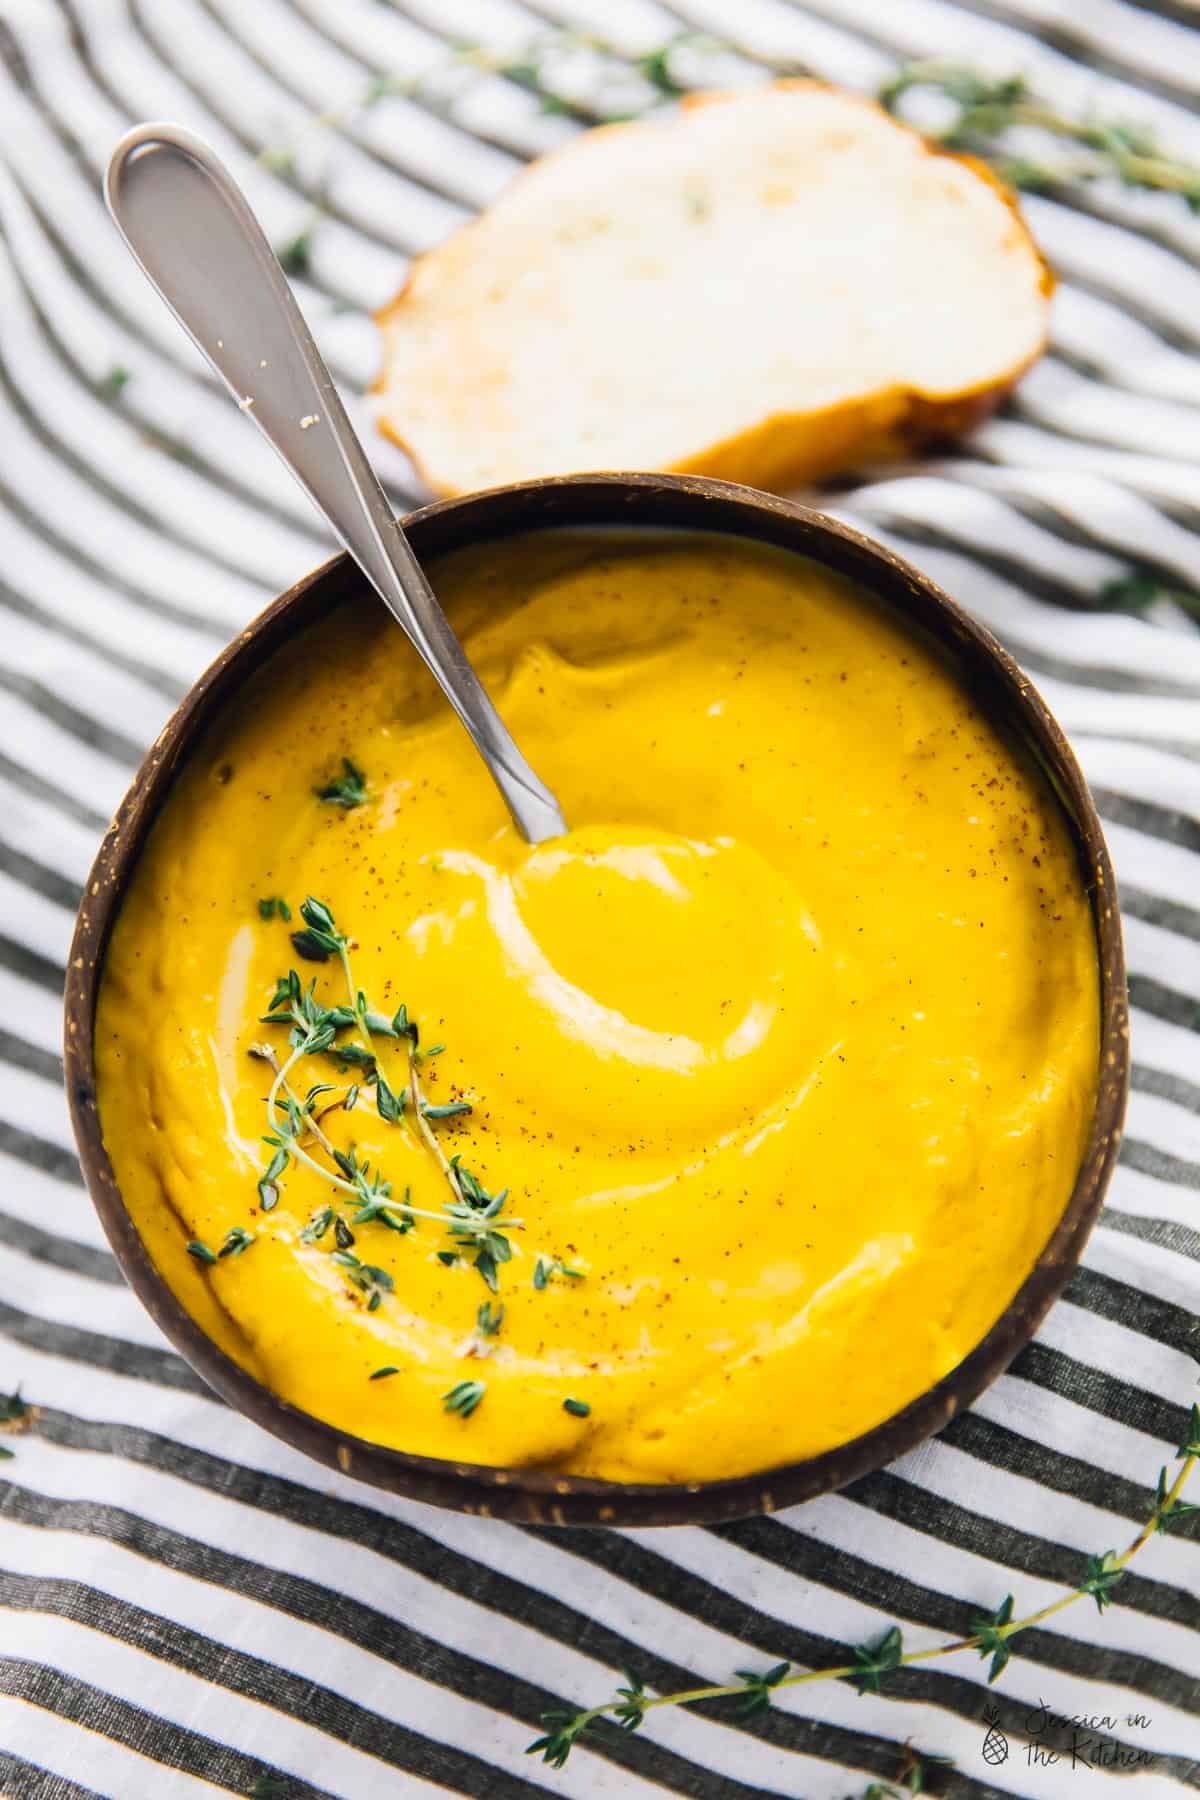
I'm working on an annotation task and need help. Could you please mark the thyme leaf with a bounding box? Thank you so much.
[1102,570,1200,623]
[851,1625,904,1696]
[1079,1550,1124,1614]
[246,1776,293,1799]
[251,900,542,1355]
[970,1595,1017,1684]
[332,1249,394,1310]
[289,894,349,962]
[534,1255,584,1290]
[443,1378,486,1418]
[315,757,368,809]
[1154,1463,1200,1533]
[375,1071,406,1123]
[277,226,314,276]
[612,1668,647,1731]
[0,1390,27,1424]
[734,1659,792,1718]
[527,1711,590,1770]
[300,1205,334,1244]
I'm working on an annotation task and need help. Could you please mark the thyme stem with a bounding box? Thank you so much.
[335,932,464,1202]
[530,1447,1198,1766]
[255,901,524,1278]
[407,1039,464,1202]
[265,1042,306,1126]
[259,1044,517,1233]
[879,61,1200,204]
[258,1043,338,1159]
[256,36,1200,229]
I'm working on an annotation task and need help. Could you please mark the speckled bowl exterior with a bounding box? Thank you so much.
[63,474,1129,1527]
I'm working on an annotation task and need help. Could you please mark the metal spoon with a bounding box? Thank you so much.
[105,122,567,846]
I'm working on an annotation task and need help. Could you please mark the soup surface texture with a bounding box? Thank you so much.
[96,532,1098,1483]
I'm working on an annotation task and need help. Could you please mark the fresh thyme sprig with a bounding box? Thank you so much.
[249,1042,346,1199]
[527,1393,1199,1767]
[254,29,1200,257]
[375,997,477,1212]
[281,898,409,1121]
[252,895,524,1312]
[451,30,756,124]
[879,62,1200,206]
[447,1158,514,1291]
[251,1049,516,1243]
[256,27,738,191]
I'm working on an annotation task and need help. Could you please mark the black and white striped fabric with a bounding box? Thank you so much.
[1,1,1197,1796]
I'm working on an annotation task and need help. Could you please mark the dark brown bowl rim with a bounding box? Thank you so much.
[64,472,1129,1527]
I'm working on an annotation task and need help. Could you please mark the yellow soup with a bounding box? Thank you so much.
[96,531,1098,1483]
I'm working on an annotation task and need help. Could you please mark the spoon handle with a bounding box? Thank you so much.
[105,122,566,846]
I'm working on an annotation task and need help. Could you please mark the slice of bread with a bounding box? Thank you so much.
[374,82,1051,496]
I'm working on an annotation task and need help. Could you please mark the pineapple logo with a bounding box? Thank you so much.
[982,1703,1009,1766]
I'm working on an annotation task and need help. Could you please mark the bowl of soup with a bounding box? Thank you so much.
[64,473,1127,1526]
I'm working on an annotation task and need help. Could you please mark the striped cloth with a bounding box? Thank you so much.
[0,0,1197,1795]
